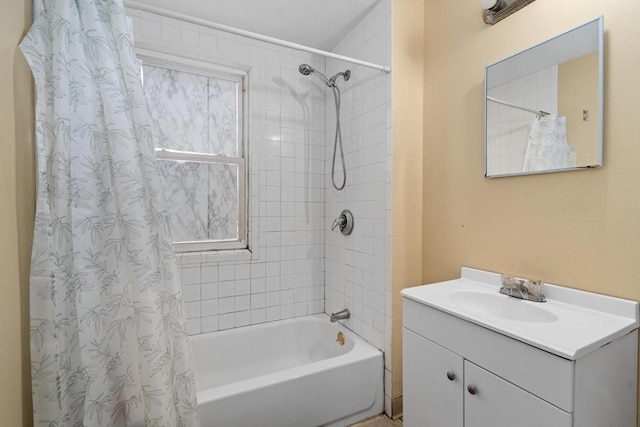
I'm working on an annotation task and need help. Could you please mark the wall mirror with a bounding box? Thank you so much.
[484,16,603,178]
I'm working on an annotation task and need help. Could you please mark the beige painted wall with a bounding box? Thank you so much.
[559,51,600,166]
[422,0,639,424]
[0,0,34,426]
[391,0,424,414]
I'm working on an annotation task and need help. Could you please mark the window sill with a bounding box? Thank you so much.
[176,249,254,265]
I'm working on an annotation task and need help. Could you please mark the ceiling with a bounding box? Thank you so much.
[130,0,380,51]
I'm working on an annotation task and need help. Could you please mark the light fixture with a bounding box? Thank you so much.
[482,0,536,25]
[481,0,506,12]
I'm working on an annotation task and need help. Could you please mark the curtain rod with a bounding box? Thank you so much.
[487,96,550,118]
[124,1,392,74]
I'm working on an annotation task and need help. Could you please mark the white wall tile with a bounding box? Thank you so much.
[182,284,201,302]
[201,265,218,283]
[281,304,293,319]
[184,301,201,319]
[202,315,218,333]
[219,281,234,298]
[235,279,251,296]
[266,306,281,322]
[266,291,280,307]
[251,293,266,309]
[251,308,266,324]
[324,0,391,351]
[219,313,235,330]
[218,297,234,314]
[181,266,201,285]
[187,318,201,335]
[235,295,250,312]
[201,299,218,317]
[201,282,218,300]
[219,264,235,281]
[235,310,251,327]
[322,0,393,415]
[235,263,251,280]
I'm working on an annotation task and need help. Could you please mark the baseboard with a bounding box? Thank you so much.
[391,396,403,419]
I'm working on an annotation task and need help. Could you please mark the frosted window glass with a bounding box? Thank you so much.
[158,160,239,242]
[208,78,239,156]
[143,64,239,156]
[143,65,210,153]
[208,164,238,240]
[157,160,209,242]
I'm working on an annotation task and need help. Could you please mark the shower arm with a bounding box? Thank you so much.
[314,69,333,87]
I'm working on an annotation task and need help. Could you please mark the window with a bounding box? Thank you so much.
[138,50,248,252]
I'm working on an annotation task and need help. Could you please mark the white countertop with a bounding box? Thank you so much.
[401,267,639,360]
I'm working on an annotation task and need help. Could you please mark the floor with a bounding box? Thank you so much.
[349,414,403,427]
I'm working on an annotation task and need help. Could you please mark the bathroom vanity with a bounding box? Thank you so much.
[402,267,639,427]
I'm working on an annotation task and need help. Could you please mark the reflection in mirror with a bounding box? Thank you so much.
[484,17,603,177]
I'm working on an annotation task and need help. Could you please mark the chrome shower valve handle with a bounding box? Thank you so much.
[331,216,345,231]
[331,210,354,235]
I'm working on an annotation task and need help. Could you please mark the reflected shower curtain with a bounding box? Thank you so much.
[20,1,198,425]
[522,115,577,172]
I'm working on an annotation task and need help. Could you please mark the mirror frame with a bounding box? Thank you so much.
[484,16,604,178]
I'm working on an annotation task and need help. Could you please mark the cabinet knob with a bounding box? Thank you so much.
[467,385,478,395]
[446,371,456,381]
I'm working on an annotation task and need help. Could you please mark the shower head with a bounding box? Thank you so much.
[299,63,351,88]
[298,64,314,76]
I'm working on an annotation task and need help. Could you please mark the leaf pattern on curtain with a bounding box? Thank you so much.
[20,1,198,426]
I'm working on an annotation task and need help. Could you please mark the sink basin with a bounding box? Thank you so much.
[449,291,558,323]
[402,267,640,359]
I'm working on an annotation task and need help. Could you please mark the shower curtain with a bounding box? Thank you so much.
[522,115,577,172]
[20,1,198,425]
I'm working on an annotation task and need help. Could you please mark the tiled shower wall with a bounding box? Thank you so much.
[323,0,393,414]
[129,8,328,334]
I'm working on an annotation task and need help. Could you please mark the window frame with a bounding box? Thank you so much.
[136,48,249,252]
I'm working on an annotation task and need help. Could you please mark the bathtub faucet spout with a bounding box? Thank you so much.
[330,308,350,322]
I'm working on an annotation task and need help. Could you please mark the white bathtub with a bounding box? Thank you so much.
[192,314,383,427]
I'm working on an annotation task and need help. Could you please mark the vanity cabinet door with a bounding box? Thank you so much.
[403,328,464,427]
[463,361,572,427]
